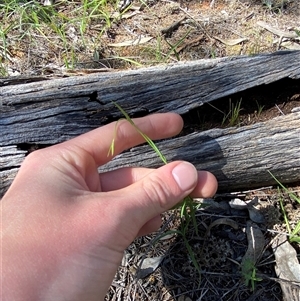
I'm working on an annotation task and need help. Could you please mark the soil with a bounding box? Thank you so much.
[2,0,300,300]
[2,0,300,74]
[103,76,300,300]
[99,1,300,300]
[182,77,300,132]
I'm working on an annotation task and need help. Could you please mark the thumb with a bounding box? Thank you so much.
[117,161,198,227]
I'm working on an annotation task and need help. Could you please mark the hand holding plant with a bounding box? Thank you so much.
[2,113,217,301]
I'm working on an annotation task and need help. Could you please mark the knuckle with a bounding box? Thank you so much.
[142,173,173,211]
[23,148,47,165]
[22,146,62,169]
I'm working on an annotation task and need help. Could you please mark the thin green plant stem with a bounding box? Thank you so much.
[111,56,143,67]
[164,29,191,62]
[278,187,291,234]
[268,171,300,204]
[110,102,167,164]
[269,170,300,243]
[110,101,202,275]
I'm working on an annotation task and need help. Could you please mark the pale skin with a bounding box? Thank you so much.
[1,113,218,301]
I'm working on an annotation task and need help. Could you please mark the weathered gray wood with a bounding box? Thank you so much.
[1,146,27,196]
[1,146,27,169]
[100,111,300,192]
[1,51,300,146]
[1,51,300,197]
[1,111,299,196]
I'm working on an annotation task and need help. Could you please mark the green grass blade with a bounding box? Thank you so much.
[269,171,300,243]
[291,222,300,237]
[112,102,168,164]
[277,187,291,234]
[111,102,202,274]
[151,229,182,245]
[183,236,201,274]
[268,171,300,204]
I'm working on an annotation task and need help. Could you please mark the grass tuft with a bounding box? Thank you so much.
[268,171,300,243]
[0,0,121,72]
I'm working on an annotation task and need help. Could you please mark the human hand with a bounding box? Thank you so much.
[2,113,217,301]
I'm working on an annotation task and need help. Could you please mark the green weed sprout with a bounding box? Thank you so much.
[255,100,264,116]
[228,98,242,127]
[241,258,262,291]
[164,29,191,62]
[268,171,300,243]
[110,102,201,274]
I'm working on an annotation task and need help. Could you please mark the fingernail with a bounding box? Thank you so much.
[172,162,197,191]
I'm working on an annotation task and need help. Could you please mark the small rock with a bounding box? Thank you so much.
[229,198,247,209]
[136,256,164,279]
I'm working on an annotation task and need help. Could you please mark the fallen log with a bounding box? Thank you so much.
[100,110,300,191]
[1,51,300,196]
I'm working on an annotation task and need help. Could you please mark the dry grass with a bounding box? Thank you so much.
[1,0,299,76]
[1,1,300,300]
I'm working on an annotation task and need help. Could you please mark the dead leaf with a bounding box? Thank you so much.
[136,256,164,279]
[241,221,265,288]
[205,217,239,237]
[121,11,139,19]
[111,11,139,19]
[229,197,265,223]
[229,198,247,209]
[242,221,265,266]
[214,36,248,46]
[247,206,265,224]
[257,21,299,39]
[108,36,153,47]
[281,41,300,50]
[273,235,300,280]
[272,235,300,301]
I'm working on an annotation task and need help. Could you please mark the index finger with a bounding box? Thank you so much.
[64,113,183,166]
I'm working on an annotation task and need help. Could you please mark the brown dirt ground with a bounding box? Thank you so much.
[99,1,300,300]
[2,0,300,73]
[2,0,300,300]
[105,0,300,66]
[104,76,300,300]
